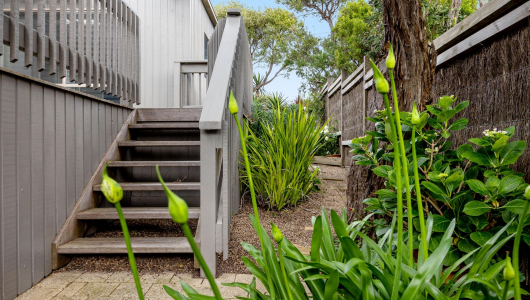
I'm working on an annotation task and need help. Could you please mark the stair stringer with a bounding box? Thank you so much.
[51,110,138,269]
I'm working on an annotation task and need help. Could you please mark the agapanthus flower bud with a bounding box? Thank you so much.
[369,60,389,94]
[156,166,188,224]
[228,90,239,115]
[504,255,515,281]
[386,43,396,70]
[101,164,123,204]
[271,223,283,243]
[411,102,420,125]
[525,185,530,200]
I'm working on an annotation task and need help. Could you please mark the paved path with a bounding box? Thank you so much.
[15,271,263,300]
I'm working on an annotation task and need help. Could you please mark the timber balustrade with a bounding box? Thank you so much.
[0,0,140,106]
[199,8,252,277]
[174,59,208,107]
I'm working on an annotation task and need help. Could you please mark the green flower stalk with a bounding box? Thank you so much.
[156,166,222,300]
[370,59,403,300]
[503,255,514,300]
[102,164,144,300]
[513,185,530,300]
[411,102,428,261]
[230,92,276,299]
[387,43,414,268]
[271,223,293,300]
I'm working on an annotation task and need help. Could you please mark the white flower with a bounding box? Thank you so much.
[325,136,329,141]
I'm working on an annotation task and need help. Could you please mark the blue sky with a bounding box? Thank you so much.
[210,0,331,101]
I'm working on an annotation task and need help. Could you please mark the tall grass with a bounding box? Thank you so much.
[243,102,327,210]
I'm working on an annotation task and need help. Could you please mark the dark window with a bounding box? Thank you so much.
[204,34,209,60]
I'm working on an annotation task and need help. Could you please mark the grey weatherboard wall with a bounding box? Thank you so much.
[0,68,132,300]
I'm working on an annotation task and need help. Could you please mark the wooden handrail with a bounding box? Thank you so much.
[199,10,241,130]
[198,8,252,277]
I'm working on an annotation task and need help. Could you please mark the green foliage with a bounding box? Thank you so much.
[351,94,530,267]
[166,207,525,299]
[331,0,479,73]
[215,1,317,93]
[333,0,382,72]
[423,0,478,39]
[243,102,327,210]
[316,120,340,156]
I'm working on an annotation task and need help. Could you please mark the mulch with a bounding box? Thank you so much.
[61,164,348,276]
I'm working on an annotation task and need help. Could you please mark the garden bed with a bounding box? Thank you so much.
[61,164,347,276]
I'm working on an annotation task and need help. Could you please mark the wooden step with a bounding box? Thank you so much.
[137,108,202,122]
[77,207,200,220]
[57,237,193,254]
[93,182,201,191]
[118,141,200,147]
[128,122,199,129]
[107,161,200,167]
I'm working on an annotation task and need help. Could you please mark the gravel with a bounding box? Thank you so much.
[62,164,348,276]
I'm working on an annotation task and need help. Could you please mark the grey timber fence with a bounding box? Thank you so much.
[0,67,133,300]
[319,0,530,283]
[199,9,252,277]
[0,0,140,106]
[320,0,530,168]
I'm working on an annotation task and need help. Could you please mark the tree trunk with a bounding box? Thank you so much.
[382,0,436,110]
[450,0,463,26]
[346,0,436,221]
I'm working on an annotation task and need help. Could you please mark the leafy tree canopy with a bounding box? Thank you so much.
[332,0,479,73]
[215,1,317,93]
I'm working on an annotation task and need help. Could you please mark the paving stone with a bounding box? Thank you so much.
[109,282,152,299]
[74,272,113,283]
[75,282,120,298]
[145,283,181,300]
[36,276,73,289]
[16,287,62,300]
[197,274,246,298]
[170,273,203,289]
[234,274,267,294]
[52,294,89,300]
[53,282,87,298]
[105,272,135,283]
[140,271,175,284]
[50,271,85,281]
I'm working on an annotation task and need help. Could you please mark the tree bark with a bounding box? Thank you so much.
[450,0,463,26]
[346,0,436,221]
[382,0,436,110]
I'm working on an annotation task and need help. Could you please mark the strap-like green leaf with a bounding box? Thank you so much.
[401,220,456,298]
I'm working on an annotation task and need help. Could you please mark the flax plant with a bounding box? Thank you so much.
[101,164,144,300]
[369,58,404,300]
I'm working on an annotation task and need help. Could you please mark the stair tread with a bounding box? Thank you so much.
[107,161,200,167]
[57,237,193,254]
[93,182,200,191]
[118,141,200,147]
[77,207,200,220]
[129,122,199,129]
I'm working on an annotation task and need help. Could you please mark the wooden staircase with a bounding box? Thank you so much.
[52,108,203,267]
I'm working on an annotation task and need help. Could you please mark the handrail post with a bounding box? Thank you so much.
[200,129,221,277]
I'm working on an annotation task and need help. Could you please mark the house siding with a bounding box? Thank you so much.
[123,0,215,108]
[0,68,133,300]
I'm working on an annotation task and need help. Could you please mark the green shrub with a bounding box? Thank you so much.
[243,102,327,210]
[351,94,530,267]
[104,42,530,300]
